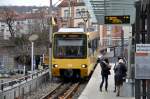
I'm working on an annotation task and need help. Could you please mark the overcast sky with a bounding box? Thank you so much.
[0,0,59,6]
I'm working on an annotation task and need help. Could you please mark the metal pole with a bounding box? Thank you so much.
[147,2,150,99]
[128,37,131,78]
[135,1,140,44]
[49,0,52,79]
[85,11,90,32]
[147,1,150,42]
[31,42,34,72]
[23,65,25,75]
[148,80,150,99]
[135,79,141,99]
[49,0,52,42]
[109,26,112,46]
[135,2,141,99]
[143,80,146,99]
[84,20,87,32]
[140,3,147,99]
[68,0,71,27]
[121,29,124,57]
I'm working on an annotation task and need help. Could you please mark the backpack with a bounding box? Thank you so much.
[100,61,111,75]
[115,63,127,78]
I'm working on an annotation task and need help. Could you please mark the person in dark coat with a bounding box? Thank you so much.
[114,59,127,96]
[113,57,122,92]
[99,58,111,92]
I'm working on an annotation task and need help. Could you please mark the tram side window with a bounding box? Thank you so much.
[93,38,99,51]
[88,39,98,56]
[97,38,100,49]
[88,41,93,56]
[92,40,95,54]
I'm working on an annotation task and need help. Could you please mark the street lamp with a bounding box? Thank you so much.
[79,10,90,32]
[29,34,38,73]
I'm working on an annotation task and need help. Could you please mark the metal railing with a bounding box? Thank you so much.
[0,68,50,99]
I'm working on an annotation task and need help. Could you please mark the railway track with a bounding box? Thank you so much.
[40,82,80,99]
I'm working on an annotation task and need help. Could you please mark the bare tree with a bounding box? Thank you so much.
[1,7,51,70]
[2,8,17,38]
[28,10,50,53]
[38,9,48,33]
[14,35,31,71]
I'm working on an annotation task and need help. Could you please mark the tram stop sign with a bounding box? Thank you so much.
[104,15,130,24]
[135,44,150,79]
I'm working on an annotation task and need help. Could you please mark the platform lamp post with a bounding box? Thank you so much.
[29,34,38,73]
[79,10,90,32]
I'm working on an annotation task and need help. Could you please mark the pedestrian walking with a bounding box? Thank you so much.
[99,58,111,92]
[114,59,127,96]
[113,57,122,92]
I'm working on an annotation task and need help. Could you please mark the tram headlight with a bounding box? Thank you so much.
[81,64,87,68]
[53,64,58,68]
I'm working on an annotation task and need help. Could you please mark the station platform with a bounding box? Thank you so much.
[79,63,135,99]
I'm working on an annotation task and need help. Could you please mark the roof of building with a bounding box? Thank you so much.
[58,0,85,7]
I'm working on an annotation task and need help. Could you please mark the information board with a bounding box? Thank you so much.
[135,44,150,79]
[104,15,130,24]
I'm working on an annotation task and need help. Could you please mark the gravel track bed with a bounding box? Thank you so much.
[73,81,88,99]
[23,80,88,99]
[24,81,61,99]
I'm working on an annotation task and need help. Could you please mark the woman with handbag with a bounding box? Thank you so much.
[114,59,127,96]
[99,58,111,92]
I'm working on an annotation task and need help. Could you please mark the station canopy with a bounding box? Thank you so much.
[83,0,137,24]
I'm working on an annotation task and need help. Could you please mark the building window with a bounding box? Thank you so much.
[64,10,69,18]
[1,29,4,32]
[76,9,80,18]
[81,8,86,17]
[4,35,9,40]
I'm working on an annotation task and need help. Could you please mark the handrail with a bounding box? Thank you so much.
[0,68,49,91]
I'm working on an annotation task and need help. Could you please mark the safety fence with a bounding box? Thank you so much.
[0,68,50,99]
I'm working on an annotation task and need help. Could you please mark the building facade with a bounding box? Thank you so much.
[57,0,97,31]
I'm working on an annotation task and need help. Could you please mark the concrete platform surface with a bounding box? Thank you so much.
[79,63,135,99]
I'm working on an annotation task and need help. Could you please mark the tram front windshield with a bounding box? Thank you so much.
[54,34,87,58]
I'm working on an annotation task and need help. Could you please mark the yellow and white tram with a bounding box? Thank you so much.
[45,28,99,78]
